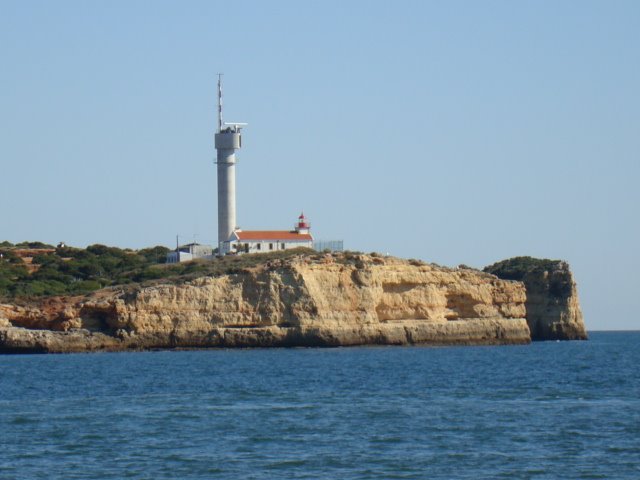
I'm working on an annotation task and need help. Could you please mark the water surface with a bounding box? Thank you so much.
[1,332,639,479]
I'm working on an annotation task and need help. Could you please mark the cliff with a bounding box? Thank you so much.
[484,257,588,341]
[0,253,533,353]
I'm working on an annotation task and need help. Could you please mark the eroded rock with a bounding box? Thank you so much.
[484,257,587,341]
[0,253,585,352]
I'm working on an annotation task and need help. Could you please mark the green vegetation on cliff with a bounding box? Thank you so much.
[483,256,562,281]
[0,242,317,300]
[484,256,571,299]
[0,244,171,298]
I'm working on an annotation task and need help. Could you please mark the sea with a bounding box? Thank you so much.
[1,331,639,479]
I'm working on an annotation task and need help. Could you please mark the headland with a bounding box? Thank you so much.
[0,246,586,353]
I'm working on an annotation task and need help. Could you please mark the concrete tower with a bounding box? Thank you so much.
[214,75,246,252]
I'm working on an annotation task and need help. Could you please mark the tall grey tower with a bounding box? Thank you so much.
[214,75,245,252]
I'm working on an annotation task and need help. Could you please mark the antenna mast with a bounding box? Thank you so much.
[217,73,223,133]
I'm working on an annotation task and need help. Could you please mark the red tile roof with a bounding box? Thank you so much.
[234,230,313,241]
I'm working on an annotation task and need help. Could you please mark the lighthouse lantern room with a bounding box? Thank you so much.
[295,213,310,234]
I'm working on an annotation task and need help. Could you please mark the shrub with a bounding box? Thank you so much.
[138,246,171,264]
[15,241,55,249]
[483,256,562,281]
[0,243,319,300]
[11,279,68,297]
[71,280,104,294]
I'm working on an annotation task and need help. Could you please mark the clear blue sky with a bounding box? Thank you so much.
[1,1,638,331]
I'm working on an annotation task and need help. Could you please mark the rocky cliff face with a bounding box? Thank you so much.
[484,257,587,341]
[0,254,532,353]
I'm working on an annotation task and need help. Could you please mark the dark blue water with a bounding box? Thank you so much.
[1,332,639,479]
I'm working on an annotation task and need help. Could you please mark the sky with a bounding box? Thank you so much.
[1,1,638,331]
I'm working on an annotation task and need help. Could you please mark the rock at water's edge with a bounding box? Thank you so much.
[484,257,587,341]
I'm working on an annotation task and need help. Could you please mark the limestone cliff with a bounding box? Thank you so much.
[484,257,587,341]
[0,253,531,353]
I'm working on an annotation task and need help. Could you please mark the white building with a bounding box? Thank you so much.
[221,213,313,255]
[166,243,213,263]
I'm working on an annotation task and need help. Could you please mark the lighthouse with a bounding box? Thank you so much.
[295,212,310,234]
[168,79,343,262]
[214,75,246,253]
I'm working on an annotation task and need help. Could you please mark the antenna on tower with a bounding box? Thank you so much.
[217,73,223,133]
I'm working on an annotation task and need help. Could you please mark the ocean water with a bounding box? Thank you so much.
[1,332,639,479]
